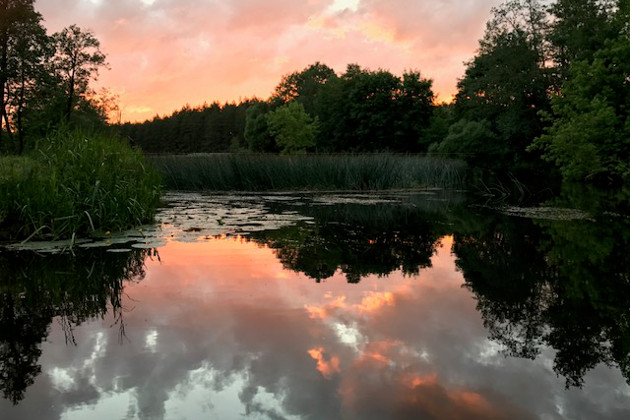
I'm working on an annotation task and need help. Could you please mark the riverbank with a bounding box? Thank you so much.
[0,130,161,241]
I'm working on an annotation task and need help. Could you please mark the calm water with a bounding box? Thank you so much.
[1,187,629,419]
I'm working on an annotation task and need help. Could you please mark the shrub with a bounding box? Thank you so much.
[0,130,162,240]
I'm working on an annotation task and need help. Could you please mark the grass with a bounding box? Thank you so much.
[0,130,162,241]
[150,153,467,191]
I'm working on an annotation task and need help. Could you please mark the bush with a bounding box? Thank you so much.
[0,130,161,240]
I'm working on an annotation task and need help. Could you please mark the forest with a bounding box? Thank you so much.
[2,0,630,184]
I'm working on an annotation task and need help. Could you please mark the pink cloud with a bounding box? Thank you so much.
[35,0,503,121]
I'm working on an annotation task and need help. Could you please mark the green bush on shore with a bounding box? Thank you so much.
[0,130,162,241]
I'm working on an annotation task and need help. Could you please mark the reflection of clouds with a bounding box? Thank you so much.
[2,237,630,419]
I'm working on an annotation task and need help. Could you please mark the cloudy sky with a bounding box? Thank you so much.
[34,0,503,122]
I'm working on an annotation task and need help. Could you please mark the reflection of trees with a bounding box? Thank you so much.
[250,202,448,283]
[0,248,150,404]
[453,186,630,387]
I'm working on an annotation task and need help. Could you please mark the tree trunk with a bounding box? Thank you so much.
[64,65,76,123]
[17,71,25,154]
[0,30,8,148]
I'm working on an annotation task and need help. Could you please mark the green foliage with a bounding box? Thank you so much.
[420,104,453,150]
[266,102,318,154]
[150,154,466,191]
[0,130,161,240]
[271,62,337,115]
[431,119,504,167]
[120,100,253,154]
[316,64,434,152]
[530,36,630,181]
[451,20,550,167]
[548,0,617,79]
[244,101,276,152]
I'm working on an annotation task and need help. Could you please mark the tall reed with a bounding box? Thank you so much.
[150,154,466,191]
[0,130,162,240]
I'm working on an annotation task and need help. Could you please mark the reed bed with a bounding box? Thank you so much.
[0,130,162,241]
[150,154,467,191]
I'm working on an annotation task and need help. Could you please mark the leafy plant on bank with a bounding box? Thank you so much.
[0,130,161,240]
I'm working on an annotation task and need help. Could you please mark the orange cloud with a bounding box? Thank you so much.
[34,0,503,121]
[308,347,342,378]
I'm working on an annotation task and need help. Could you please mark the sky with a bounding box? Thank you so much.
[34,0,504,123]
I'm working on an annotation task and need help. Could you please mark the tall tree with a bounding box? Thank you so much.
[316,64,434,152]
[51,24,107,124]
[445,0,550,169]
[0,0,44,151]
[266,101,318,154]
[548,0,617,81]
[5,10,49,152]
[529,32,630,182]
[271,62,337,116]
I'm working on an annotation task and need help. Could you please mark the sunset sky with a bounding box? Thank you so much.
[35,0,503,122]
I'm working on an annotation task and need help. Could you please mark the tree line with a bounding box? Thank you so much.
[122,0,629,183]
[3,0,629,183]
[0,0,109,154]
[120,63,436,155]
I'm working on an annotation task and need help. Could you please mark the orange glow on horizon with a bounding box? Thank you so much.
[35,0,484,123]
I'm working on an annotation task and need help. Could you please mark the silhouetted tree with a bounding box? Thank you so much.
[0,0,47,152]
[51,25,107,124]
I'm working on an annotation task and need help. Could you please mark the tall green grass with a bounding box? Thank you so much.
[150,154,466,191]
[0,130,162,241]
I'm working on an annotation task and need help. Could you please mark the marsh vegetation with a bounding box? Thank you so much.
[150,153,466,191]
[0,130,161,241]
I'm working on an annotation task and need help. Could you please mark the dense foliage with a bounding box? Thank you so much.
[0,130,161,240]
[119,100,254,154]
[0,1,110,153]
[122,63,436,155]
[434,0,630,182]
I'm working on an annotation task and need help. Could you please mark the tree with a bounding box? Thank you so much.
[51,24,107,124]
[244,101,276,152]
[271,62,337,116]
[529,35,630,182]
[430,119,502,167]
[5,14,49,152]
[266,102,318,154]
[445,0,551,170]
[0,0,47,152]
[548,0,617,81]
[316,64,434,152]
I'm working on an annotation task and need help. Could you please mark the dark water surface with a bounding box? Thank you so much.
[1,187,629,419]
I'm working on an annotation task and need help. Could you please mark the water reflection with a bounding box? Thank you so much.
[455,185,630,388]
[0,189,629,419]
[0,248,150,404]
[248,202,446,282]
